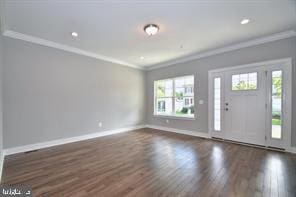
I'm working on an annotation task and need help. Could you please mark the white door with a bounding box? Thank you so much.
[223,67,266,146]
[209,59,292,150]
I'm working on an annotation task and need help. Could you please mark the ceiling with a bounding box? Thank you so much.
[1,0,296,69]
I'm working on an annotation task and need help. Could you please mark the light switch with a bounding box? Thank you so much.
[199,100,204,105]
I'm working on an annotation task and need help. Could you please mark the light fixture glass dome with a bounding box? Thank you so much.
[71,32,78,37]
[240,19,250,25]
[144,24,159,36]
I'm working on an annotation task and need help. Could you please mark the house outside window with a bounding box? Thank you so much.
[154,75,194,118]
[157,100,166,112]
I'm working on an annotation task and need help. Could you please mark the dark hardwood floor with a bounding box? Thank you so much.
[1,128,296,197]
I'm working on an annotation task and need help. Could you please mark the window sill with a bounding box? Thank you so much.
[153,114,196,120]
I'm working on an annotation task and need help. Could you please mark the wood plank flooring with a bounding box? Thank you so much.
[1,128,296,197]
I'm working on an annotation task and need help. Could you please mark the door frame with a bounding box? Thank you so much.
[208,58,292,150]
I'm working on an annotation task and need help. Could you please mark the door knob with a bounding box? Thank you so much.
[225,108,229,111]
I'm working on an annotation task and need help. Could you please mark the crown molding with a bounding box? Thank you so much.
[2,30,142,69]
[147,30,296,70]
[2,28,295,71]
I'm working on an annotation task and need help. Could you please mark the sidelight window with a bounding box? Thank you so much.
[271,70,283,139]
[214,77,221,131]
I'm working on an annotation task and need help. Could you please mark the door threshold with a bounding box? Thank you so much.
[211,137,224,141]
[210,137,286,152]
[224,139,266,148]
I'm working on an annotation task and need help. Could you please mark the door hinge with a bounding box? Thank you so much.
[265,70,268,76]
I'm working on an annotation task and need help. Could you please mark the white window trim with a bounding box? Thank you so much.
[154,75,195,119]
[213,77,221,131]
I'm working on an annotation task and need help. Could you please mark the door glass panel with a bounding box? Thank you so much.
[214,77,221,131]
[271,70,282,139]
[232,72,257,90]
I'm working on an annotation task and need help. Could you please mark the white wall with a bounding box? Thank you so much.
[0,35,2,152]
[146,37,296,147]
[0,33,3,178]
[3,37,145,148]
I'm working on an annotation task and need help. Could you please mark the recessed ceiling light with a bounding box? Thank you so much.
[140,56,145,60]
[71,32,78,37]
[144,24,159,36]
[240,19,250,25]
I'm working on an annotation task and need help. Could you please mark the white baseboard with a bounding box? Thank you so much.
[0,151,4,183]
[146,124,209,138]
[287,146,296,154]
[3,125,145,156]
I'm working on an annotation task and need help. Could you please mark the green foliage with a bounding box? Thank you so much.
[189,106,195,113]
[272,119,281,126]
[233,81,248,90]
[181,107,188,113]
[157,86,165,97]
[233,81,256,90]
[272,111,281,119]
[272,111,282,126]
[273,77,282,97]
[175,92,183,100]
[177,106,194,115]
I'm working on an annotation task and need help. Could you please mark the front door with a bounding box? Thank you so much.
[223,66,266,146]
[209,59,292,150]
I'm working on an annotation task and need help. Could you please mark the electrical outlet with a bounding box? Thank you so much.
[166,119,169,123]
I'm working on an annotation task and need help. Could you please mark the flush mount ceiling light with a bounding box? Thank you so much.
[144,24,159,36]
[240,19,250,25]
[140,56,145,60]
[71,32,78,37]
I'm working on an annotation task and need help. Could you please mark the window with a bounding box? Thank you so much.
[214,77,221,131]
[154,75,194,118]
[232,72,257,90]
[271,70,283,139]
